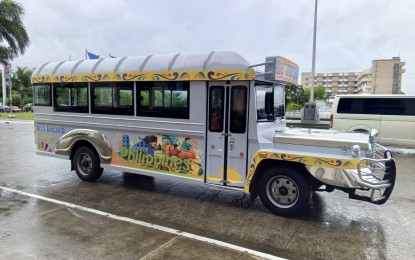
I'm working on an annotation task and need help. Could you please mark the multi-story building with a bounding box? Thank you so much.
[301,57,406,98]
[301,72,358,98]
[356,57,406,94]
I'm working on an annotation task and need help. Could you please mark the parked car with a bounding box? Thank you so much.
[0,106,4,112]
[3,106,11,112]
[331,94,415,147]
[12,106,22,112]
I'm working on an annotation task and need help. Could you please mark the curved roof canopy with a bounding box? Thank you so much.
[32,51,254,83]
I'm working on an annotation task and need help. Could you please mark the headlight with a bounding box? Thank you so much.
[351,145,360,158]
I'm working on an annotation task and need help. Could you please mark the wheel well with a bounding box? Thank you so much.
[352,129,369,133]
[249,159,311,201]
[70,140,99,170]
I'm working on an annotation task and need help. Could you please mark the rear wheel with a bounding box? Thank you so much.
[73,146,103,181]
[259,166,312,217]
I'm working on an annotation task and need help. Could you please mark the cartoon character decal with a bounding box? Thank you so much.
[113,133,203,179]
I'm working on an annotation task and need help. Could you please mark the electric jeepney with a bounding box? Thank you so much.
[32,51,396,217]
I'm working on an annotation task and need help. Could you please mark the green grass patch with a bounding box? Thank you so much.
[0,112,34,120]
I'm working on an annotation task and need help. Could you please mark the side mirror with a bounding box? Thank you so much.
[265,91,274,120]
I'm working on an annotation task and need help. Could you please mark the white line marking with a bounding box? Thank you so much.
[0,186,284,260]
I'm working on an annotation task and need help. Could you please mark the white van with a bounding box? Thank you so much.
[331,94,415,147]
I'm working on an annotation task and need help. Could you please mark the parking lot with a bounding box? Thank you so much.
[1,120,414,259]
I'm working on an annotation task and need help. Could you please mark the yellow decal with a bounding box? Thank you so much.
[32,69,255,83]
[244,151,360,192]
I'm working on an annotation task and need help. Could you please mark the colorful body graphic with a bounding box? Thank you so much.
[113,133,204,179]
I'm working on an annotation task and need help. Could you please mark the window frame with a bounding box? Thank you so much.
[208,86,225,132]
[33,84,52,106]
[91,82,134,116]
[137,81,190,119]
[53,82,89,113]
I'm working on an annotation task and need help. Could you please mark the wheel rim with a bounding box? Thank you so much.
[266,175,299,208]
[77,153,93,176]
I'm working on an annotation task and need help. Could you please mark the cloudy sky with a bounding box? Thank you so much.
[10,0,415,93]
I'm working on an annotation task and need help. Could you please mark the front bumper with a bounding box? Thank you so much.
[307,144,396,205]
[347,144,396,204]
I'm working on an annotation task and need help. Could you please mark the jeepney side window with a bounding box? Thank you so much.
[137,81,189,119]
[230,86,247,133]
[33,84,52,106]
[54,82,88,113]
[91,82,134,115]
[209,86,224,132]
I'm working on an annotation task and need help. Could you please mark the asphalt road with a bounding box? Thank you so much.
[1,120,414,259]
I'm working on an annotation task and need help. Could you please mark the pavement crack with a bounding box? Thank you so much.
[282,222,303,249]
[139,235,180,260]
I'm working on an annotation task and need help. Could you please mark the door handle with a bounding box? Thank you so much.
[230,138,235,151]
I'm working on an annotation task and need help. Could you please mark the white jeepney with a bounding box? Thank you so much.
[32,51,396,217]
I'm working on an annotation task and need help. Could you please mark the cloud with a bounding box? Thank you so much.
[9,0,415,93]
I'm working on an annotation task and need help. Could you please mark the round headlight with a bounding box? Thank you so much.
[351,145,361,158]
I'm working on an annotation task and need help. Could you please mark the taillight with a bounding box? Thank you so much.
[329,114,333,128]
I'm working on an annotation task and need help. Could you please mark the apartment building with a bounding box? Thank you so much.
[301,72,358,98]
[301,57,405,98]
[356,57,406,94]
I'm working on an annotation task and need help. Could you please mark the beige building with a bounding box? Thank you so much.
[356,57,406,94]
[301,57,406,98]
[301,72,358,98]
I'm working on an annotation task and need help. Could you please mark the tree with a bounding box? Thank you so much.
[0,0,30,64]
[11,66,32,107]
[285,84,305,106]
[302,86,327,102]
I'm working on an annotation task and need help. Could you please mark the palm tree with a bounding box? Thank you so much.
[11,66,32,107]
[0,0,30,64]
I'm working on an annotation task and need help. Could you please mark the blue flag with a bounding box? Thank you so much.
[86,51,100,59]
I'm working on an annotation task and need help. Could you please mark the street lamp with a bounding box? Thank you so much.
[310,0,318,102]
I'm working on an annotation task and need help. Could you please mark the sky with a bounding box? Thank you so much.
[9,0,415,93]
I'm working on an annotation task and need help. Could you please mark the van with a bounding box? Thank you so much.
[331,94,415,147]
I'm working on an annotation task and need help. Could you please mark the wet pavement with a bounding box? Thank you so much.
[1,120,414,259]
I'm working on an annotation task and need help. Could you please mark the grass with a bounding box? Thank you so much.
[0,112,34,120]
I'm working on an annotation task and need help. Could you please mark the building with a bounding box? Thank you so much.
[356,57,406,94]
[301,72,358,98]
[301,57,406,98]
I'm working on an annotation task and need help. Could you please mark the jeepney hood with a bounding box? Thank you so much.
[273,128,370,150]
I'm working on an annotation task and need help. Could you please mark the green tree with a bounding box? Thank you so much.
[11,66,32,107]
[0,0,30,64]
[285,84,304,106]
[302,86,327,102]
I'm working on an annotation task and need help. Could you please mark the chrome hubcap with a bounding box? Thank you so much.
[77,153,92,175]
[267,176,299,208]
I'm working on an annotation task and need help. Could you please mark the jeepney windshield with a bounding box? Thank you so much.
[256,84,285,121]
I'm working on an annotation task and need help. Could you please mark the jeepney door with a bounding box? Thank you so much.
[206,82,249,187]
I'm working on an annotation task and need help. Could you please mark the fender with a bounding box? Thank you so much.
[244,150,360,193]
[55,129,112,164]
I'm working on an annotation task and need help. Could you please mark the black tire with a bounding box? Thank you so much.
[73,146,103,182]
[259,166,312,217]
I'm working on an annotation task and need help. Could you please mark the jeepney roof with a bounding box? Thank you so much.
[32,51,255,83]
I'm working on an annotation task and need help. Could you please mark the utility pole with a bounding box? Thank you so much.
[310,0,318,102]
[1,64,6,106]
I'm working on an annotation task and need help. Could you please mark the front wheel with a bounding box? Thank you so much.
[73,146,103,182]
[259,166,312,217]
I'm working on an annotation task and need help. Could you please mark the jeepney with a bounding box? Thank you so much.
[32,51,396,217]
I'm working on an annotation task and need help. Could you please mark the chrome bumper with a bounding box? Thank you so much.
[347,144,396,204]
[307,144,396,205]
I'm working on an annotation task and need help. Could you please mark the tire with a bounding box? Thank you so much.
[259,166,312,217]
[73,146,103,182]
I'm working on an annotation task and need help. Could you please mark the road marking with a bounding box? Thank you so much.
[0,186,284,260]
